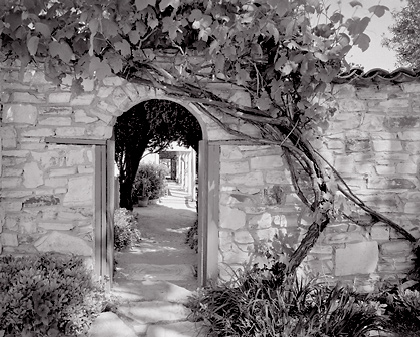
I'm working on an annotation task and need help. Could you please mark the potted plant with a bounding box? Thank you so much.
[132,176,151,207]
[132,163,168,206]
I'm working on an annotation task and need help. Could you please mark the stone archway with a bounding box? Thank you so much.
[93,79,233,286]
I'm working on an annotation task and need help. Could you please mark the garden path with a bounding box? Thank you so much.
[90,181,205,337]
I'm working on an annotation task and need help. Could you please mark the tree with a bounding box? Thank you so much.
[1,0,414,275]
[382,0,420,69]
[115,99,202,210]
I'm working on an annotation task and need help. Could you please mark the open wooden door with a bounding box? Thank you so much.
[93,138,115,290]
[197,140,220,286]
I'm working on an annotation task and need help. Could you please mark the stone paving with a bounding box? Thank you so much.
[89,182,206,337]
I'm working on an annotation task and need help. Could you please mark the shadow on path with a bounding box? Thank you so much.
[113,181,198,292]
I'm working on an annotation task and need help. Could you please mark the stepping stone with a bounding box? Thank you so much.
[89,312,136,337]
[118,301,191,325]
[122,263,194,281]
[146,321,206,337]
[112,279,194,304]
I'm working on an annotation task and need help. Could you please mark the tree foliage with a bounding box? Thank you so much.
[1,0,415,275]
[115,99,202,209]
[383,0,420,69]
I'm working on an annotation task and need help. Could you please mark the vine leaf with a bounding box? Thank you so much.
[115,40,131,57]
[159,0,180,11]
[368,5,389,18]
[355,33,371,52]
[34,22,51,38]
[27,36,39,56]
[162,17,180,40]
[135,0,156,11]
[49,41,73,63]
[349,0,363,7]
[89,56,112,80]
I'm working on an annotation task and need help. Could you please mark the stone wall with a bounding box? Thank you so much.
[1,60,420,289]
[0,62,253,262]
[217,82,420,291]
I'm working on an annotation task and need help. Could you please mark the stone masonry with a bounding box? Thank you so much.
[1,61,420,290]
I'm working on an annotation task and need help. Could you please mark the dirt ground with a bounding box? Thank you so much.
[113,182,198,291]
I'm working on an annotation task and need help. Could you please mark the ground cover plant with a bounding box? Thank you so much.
[0,253,111,337]
[114,208,142,251]
[188,259,386,337]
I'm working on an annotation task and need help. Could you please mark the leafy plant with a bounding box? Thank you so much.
[0,253,111,337]
[132,162,168,201]
[185,219,198,253]
[373,282,420,337]
[114,208,142,251]
[188,262,386,337]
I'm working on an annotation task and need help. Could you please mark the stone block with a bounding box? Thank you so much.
[23,162,44,188]
[48,92,71,103]
[97,87,115,98]
[23,195,60,208]
[19,221,37,234]
[12,92,45,103]
[337,99,366,111]
[381,240,412,255]
[372,140,402,152]
[70,93,95,106]
[265,170,288,184]
[34,230,92,256]
[220,161,249,174]
[219,206,246,230]
[335,241,378,276]
[102,76,125,86]
[250,155,283,170]
[1,177,22,188]
[55,126,86,137]
[376,165,396,175]
[332,84,356,98]
[3,104,37,124]
[404,202,420,214]
[345,138,371,153]
[86,124,113,138]
[224,171,264,187]
[255,227,277,242]
[367,178,416,190]
[112,87,132,109]
[38,222,75,231]
[63,176,93,207]
[39,117,72,126]
[249,212,272,230]
[1,231,19,247]
[44,177,67,188]
[66,149,86,166]
[385,116,420,129]
[90,108,114,124]
[220,146,243,160]
[20,128,54,137]
[370,225,390,241]
[39,106,73,115]
[356,88,388,99]
[74,109,98,123]
[96,100,118,114]
[234,230,254,244]
[0,126,17,148]
[396,161,418,174]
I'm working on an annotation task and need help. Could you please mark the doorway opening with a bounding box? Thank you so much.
[113,99,203,291]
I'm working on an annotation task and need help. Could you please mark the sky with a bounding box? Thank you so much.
[326,0,407,71]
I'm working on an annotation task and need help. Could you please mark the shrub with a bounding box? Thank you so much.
[185,219,198,253]
[132,163,168,200]
[188,261,385,337]
[374,281,420,336]
[0,253,111,337]
[114,208,142,251]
